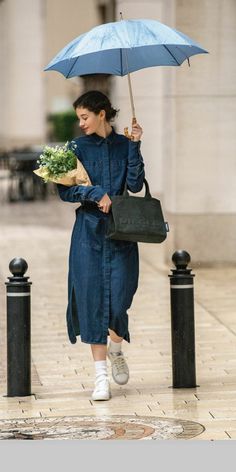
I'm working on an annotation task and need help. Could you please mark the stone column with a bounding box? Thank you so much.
[44,0,102,115]
[0,0,45,148]
[112,0,165,196]
[163,0,236,264]
[0,1,6,147]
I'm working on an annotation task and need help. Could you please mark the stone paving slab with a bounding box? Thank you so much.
[0,199,236,440]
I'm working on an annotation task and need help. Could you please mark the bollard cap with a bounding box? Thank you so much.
[172,250,191,270]
[169,250,195,278]
[5,257,32,286]
[9,258,28,277]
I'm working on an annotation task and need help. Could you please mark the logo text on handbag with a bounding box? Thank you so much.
[119,217,163,228]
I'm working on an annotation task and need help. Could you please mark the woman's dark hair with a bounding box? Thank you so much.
[73,90,118,121]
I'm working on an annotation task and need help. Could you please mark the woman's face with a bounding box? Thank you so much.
[75,107,105,136]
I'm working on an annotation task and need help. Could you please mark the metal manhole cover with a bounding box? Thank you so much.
[0,415,204,440]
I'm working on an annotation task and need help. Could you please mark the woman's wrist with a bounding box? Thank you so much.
[129,139,141,146]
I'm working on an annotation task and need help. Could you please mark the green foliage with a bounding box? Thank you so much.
[37,142,77,182]
[48,110,78,141]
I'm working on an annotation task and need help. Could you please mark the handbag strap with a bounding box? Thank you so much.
[123,178,151,199]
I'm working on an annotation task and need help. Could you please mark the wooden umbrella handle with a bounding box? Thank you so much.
[124,117,137,140]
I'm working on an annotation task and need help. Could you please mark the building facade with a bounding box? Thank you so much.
[0,0,235,264]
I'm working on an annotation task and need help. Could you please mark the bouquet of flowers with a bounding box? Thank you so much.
[33,141,91,186]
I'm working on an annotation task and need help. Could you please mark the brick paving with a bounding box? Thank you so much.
[0,195,236,439]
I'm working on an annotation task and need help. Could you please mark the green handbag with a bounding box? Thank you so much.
[106,179,169,243]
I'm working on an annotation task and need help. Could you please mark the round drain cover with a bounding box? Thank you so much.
[0,415,204,440]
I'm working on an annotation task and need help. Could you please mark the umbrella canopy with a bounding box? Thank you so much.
[45,18,208,78]
[45,17,208,136]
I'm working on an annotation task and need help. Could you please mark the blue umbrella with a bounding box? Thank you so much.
[45,16,208,134]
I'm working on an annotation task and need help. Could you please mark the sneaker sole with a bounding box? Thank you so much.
[91,392,111,401]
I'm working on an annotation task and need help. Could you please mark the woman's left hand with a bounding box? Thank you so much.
[131,121,143,142]
[97,193,112,213]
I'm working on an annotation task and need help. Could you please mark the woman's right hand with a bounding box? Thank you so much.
[97,193,112,213]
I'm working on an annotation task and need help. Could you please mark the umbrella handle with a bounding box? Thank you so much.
[124,117,137,140]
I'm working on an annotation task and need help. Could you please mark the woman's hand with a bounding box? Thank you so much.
[131,121,143,142]
[97,193,112,213]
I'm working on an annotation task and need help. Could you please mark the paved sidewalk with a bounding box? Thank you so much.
[0,198,236,440]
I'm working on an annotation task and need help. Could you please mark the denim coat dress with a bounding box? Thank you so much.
[57,128,145,345]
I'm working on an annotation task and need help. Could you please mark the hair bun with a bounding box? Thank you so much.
[73,90,119,122]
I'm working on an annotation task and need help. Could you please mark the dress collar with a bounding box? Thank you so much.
[91,127,117,146]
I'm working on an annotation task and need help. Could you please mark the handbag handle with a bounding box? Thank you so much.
[123,178,151,199]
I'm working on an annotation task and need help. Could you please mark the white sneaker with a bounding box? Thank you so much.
[107,346,129,385]
[91,375,111,401]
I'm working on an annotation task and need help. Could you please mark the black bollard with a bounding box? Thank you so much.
[5,258,32,396]
[169,250,197,388]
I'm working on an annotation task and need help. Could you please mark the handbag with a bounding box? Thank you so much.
[106,179,169,243]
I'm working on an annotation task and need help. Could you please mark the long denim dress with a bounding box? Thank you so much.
[57,128,145,345]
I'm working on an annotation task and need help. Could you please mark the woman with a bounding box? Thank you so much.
[57,90,145,401]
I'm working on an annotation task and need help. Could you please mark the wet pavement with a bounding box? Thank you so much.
[0,192,236,440]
